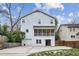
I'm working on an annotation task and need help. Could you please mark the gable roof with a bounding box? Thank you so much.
[21,10,55,19]
[57,24,79,32]
[20,10,58,25]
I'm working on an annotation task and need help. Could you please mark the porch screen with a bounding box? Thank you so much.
[34,29,54,36]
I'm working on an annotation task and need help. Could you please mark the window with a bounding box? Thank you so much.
[71,35,75,38]
[70,28,75,32]
[26,29,29,32]
[70,28,72,32]
[73,28,75,32]
[51,29,54,35]
[34,29,54,36]
[22,19,25,23]
[43,29,47,36]
[38,19,41,24]
[47,29,50,36]
[38,29,42,36]
[36,40,41,44]
[50,19,53,24]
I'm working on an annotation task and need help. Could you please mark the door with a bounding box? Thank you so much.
[45,40,51,46]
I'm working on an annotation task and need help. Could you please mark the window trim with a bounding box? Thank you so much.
[50,19,53,24]
[71,35,75,38]
[22,19,25,23]
[38,19,41,24]
[36,39,41,44]
[26,29,29,32]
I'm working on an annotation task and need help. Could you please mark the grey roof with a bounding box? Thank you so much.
[21,10,56,19]
[21,10,58,25]
[60,24,79,28]
[57,24,79,32]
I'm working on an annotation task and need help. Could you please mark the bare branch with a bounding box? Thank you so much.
[12,4,24,28]
[0,3,24,32]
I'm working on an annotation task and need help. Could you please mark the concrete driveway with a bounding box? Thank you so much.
[0,46,72,56]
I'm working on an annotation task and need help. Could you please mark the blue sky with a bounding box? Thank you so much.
[0,3,79,25]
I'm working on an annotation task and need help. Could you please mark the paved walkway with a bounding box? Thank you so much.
[0,46,72,56]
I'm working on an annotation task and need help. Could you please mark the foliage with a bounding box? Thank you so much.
[29,49,79,56]
[0,24,8,36]
[0,24,25,43]
[6,31,25,43]
[55,32,60,40]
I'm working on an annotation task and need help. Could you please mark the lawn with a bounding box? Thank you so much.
[28,49,79,56]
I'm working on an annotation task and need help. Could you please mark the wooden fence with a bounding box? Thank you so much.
[55,40,79,48]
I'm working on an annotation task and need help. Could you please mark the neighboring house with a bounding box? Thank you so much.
[58,24,79,41]
[20,10,57,46]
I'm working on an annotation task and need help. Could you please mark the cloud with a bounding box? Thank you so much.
[77,12,79,16]
[46,3,64,10]
[67,18,73,23]
[16,6,22,12]
[35,3,64,12]
[0,4,9,15]
[56,15,64,24]
[69,12,73,17]
[67,17,76,24]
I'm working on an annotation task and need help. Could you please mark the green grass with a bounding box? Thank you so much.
[28,49,79,56]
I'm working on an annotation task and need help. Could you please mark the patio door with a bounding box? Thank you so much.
[45,40,51,46]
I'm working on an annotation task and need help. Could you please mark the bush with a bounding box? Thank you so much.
[6,31,25,43]
[0,25,25,43]
[55,32,60,40]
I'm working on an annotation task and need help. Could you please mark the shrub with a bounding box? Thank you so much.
[0,25,25,43]
[55,32,60,40]
[6,31,25,43]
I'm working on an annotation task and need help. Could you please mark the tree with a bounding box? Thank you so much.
[55,32,60,40]
[68,12,79,24]
[6,31,25,43]
[0,3,24,32]
[0,24,8,35]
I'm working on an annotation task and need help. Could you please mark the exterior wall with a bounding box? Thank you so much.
[22,36,55,46]
[21,12,56,46]
[59,25,79,41]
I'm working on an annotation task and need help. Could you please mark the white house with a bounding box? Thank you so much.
[20,10,57,46]
[58,24,79,41]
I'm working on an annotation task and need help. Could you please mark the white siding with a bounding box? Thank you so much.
[21,11,56,46]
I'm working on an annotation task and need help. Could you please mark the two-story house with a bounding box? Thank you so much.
[58,24,79,41]
[20,10,57,46]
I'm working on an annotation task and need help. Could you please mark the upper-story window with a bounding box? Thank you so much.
[71,35,75,38]
[38,19,41,24]
[73,28,75,32]
[26,29,29,32]
[50,19,53,24]
[70,28,72,32]
[22,19,25,23]
[70,28,75,32]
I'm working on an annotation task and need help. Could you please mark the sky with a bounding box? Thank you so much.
[0,3,79,25]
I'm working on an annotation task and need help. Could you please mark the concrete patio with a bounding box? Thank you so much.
[0,46,72,56]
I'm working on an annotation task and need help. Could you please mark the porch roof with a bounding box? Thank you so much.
[33,26,56,29]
